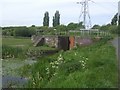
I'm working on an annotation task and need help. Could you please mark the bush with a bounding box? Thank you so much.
[2,30,7,36]
[14,27,36,37]
[108,25,117,34]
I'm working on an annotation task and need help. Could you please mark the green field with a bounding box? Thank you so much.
[2,37,32,48]
[2,37,56,50]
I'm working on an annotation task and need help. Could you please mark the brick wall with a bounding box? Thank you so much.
[32,35,94,50]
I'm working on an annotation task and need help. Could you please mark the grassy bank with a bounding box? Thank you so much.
[2,36,118,88]
[19,38,118,88]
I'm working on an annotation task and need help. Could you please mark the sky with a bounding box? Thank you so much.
[0,0,119,27]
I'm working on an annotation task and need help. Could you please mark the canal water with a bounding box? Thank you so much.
[2,58,37,88]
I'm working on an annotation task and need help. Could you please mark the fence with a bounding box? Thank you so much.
[36,29,111,37]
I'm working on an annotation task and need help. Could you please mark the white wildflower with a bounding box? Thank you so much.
[52,65,55,68]
[53,73,57,76]
[55,61,58,64]
[59,54,62,57]
[50,62,54,65]
[46,68,49,70]
[74,52,77,56]
[81,61,84,63]
[58,57,63,61]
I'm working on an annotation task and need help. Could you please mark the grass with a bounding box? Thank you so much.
[2,37,56,50]
[2,37,32,48]
[2,45,26,59]
[2,37,57,59]
[20,38,118,88]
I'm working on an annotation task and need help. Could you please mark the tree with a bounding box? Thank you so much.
[67,22,84,30]
[92,24,101,29]
[56,25,67,31]
[119,15,120,25]
[14,27,35,37]
[67,23,78,30]
[43,11,49,26]
[53,11,60,27]
[100,25,109,31]
[111,13,118,25]
[31,25,36,27]
[108,25,117,34]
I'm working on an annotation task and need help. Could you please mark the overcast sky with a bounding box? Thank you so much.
[0,0,119,27]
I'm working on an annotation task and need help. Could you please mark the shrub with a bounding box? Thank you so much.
[14,27,36,37]
[108,25,117,34]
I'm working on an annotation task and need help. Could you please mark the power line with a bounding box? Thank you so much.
[77,0,92,29]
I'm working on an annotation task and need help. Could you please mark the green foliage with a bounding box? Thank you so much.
[2,30,7,36]
[67,22,84,30]
[2,26,36,37]
[55,25,67,31]
[21,37,117,88]
[111,13,118,25]
[67,22,78,30]
[59,60,82,74]
[92,24,101,29]
[2,37,32,47]
[100,25,110,31]
[31,25,35,27]
[2,29,14,36]
[53,11,60,27]
[2,45,26,59]
[43,11,49,26]
[19,64,32,77]
[108,25,117,34]
[14,27,35,37]
[54,25,67,35]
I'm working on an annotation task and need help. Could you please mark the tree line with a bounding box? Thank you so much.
[2,12,120,37]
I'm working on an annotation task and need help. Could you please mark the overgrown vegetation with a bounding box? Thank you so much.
[18,38,118,88]
[2,45,26,59]
[2,37,57,59]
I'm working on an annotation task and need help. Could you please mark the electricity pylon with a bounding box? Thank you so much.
[77,0,92,29]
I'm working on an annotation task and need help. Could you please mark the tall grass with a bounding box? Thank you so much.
[20,38,118,88]
[2,45,26,59]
